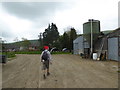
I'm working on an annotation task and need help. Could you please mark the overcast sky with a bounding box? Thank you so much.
[0,0,119,43]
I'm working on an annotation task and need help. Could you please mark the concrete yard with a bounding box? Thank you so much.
[2,54,118,88]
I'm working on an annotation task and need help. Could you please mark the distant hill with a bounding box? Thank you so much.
[5,39,40,45]
[2,39,40,51]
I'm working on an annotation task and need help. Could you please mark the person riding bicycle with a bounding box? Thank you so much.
[40,46,52,79]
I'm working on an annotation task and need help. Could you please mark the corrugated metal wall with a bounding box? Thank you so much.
[73,36,90,55]
[108,37,119,61]
[73,36,84,54]
[73,43,79,54]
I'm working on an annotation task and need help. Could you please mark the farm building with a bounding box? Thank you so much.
[73,19,120,61]
[73,19,100,57]
[73,36,89,55]
[3,43,20,51]
[94,28,120,61]
[73,36,83,54]
[107,28,120,61]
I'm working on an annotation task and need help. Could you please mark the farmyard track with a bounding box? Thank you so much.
[2,54,118,88]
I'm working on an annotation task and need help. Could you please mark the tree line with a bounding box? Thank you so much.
[38,23,77,52]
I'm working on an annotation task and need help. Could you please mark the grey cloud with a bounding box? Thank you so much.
[2,2,72,20]
[1,2,75,42]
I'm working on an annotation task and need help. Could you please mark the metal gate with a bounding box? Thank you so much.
[108,37,118,61]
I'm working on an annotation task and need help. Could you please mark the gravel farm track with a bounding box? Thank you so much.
[2,54,118,88]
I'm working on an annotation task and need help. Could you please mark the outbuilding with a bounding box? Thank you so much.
[73,36,83,55]
[107,28,120,61]
[73,35,90,56]
[94,28,120,61]
[73,28,120,61]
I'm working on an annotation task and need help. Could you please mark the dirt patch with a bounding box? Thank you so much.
[2,54,118,88]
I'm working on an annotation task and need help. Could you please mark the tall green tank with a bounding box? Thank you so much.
[83,19,101,46]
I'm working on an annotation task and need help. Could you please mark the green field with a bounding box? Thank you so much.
[1,51,71,58]
[15,51,41,54]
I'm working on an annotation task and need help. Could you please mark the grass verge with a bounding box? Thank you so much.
[1,52,16,58]
[15,51,71,54]
[1,51,71,58]
[15,51,41,54]
[51,52,71,54]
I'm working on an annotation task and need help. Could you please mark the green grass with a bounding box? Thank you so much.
[0,51,71,59]
[51,52,71,54]
[1,52,16,58]
[15,51,71,55]
[15,51,41,54]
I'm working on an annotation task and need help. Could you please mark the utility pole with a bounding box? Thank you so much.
[90,19,93,58]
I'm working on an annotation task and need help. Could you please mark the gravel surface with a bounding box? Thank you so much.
[2,54,118,88]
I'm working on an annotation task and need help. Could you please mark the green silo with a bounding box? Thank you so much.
[83,19,101,46]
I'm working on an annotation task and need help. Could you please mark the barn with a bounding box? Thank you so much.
[73,36,83,54]
[73,35,89,55]
[94,28,120,61]
[73,28,120,61]
[73,19,120,61]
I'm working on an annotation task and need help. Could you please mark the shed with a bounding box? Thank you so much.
[94,28,120,61]
[73,36,83,54]
[107,28,120,61]
[73,36,90,55]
